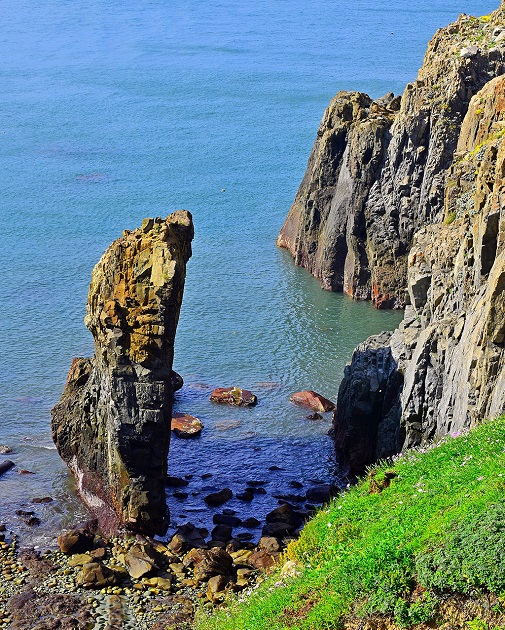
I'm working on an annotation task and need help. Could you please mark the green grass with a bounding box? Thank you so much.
[195,417,505,630]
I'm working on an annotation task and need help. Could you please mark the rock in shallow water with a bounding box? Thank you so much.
[290,390,335,412]
[209,387,257,406]
[171,413,203,438]
[51,211,194,536]
[204,488,233,507]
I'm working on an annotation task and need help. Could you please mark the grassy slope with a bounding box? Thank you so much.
[195,417,505,630]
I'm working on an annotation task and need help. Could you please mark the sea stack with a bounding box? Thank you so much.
[51,211,194,536]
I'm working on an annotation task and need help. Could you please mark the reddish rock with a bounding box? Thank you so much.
[171,413,203,438]
[210,387,257,407]
[247,549,277,570]
[290,390,335,412]
[57,530,94,555]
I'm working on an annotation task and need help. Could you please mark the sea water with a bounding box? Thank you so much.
[0,0,496,544]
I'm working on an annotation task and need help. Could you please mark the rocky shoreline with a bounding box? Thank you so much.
[0,485,331,630]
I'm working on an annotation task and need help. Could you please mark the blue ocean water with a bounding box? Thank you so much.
[0,0,497,543]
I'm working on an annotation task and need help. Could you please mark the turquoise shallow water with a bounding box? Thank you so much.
[0,0,496,544]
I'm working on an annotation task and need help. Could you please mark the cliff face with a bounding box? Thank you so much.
[278,5,505,308]
[334,74,505,473]
[51,211,193,535]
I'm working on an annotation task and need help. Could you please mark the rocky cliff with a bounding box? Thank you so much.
[278,5,505,308]
[334,73,505,473]
[51,211,193,535]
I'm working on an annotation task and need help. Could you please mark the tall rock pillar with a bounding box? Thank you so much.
[51,211,193,536]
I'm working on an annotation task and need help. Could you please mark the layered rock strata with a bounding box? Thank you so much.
[334,74,505,473]
[278,5,505,307]
[51,211,193,535]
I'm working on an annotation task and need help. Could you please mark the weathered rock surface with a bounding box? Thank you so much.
[171,413,203,438]
[51,211,194,535]
[290,390,335,412]
[209,387,257,406]
[278,6,505,308]
[335,74,505,472]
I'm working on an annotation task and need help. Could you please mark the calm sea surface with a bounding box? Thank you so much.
[0,0,496,544]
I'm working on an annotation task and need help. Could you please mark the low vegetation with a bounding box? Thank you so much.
[195,416,505,630]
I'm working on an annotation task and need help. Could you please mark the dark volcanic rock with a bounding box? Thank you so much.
[242,517,261,528]
[204,488,233,507]
[266,504,303,530]
[305,484,333,504]
[51,212,194,536]
[166,476,189,488]
[236,488,254,501]
[213,514,242,527]
[171,370,184,392]
[333,331,404,474]
[211,524,233,543]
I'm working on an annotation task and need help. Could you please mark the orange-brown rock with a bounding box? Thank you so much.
[171,413,203,438]
[209,387,257,406]
[290,390,335,412]
[51,212,193,536]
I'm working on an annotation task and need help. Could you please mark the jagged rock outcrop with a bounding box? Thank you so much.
[278,5,505,307]
[334,74,505,473]
[51,211,193,536]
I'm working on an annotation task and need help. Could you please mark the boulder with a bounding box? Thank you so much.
[247,550,277,570]
[211,524,232,543]
[242,517,260,528]
[192,548,234,581]
[213,514,242,527]
[166,476,189,488]
[258,537,282,553]
[57,530,94,555]
[210,387,257,407]
[204,488,233,507]
[51,212,194,536]
[169,523,208,553]
[265,504,303,530]
[236,488,254,501]
[207,574,228,602]
[171,413,203,438]
[305,484,332,504]
[76,562,118,589]
[290,391,335,412]
[171,371,184,392]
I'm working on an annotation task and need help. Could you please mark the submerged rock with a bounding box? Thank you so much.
[290,390,335,412]
[51,211,194,536]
